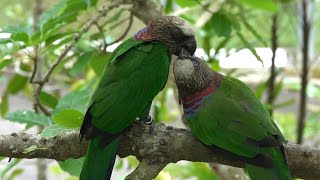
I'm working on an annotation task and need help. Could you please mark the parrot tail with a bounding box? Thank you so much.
[80,137,120,180]
[245,147,292,180]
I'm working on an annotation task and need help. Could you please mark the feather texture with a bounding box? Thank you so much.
[80,38,170,180]
[174,57,292,180]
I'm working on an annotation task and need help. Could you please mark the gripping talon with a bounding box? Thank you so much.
[149,121,154,134]
[139,116,154,134]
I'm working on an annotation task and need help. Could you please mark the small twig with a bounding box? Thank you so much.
[93,21,108,52]
[109,17,130,29]
[266,14,278,116]
[195,0,214,14]
[29,53,39,84]
[27,3,120,116]
[42,3,119,84]
[105,12,133,49]
[297,0,310,144]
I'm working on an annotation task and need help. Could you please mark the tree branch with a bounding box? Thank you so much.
[0,123,319,179]
[129,0,163,23]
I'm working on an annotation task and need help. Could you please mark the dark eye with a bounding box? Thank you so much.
[193,61,199,69]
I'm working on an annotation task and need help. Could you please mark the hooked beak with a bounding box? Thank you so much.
[178,37,197,58]
[179,48,190,58]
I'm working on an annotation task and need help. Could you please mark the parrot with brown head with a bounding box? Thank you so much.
[79,16,196,180]
[173,56,292,180]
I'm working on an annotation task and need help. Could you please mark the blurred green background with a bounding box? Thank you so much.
[0,0,319,179]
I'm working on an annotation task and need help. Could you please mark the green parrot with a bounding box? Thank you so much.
[79,16,196,180]
[173,56,292,180]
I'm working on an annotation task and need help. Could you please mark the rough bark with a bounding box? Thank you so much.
[0,123,319,180]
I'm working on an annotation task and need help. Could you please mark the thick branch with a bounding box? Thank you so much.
[131,0,163,23]
[0,123,319,179]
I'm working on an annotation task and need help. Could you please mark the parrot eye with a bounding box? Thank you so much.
[193,61,199,69]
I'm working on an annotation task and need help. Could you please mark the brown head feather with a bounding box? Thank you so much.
[134,16,196,56]
[173,56,222,98]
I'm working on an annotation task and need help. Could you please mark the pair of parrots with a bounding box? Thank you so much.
[79,16,292,180]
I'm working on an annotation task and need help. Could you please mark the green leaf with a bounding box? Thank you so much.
[103,8,126,27]
[43,36,73,53]
[165,0,174,13]
[7,74,28,94]
[239,15,268,47]
[2,25,32,43]
[0,59,13,70]
[53,89,91,114]
[45,31,77,47]
[38,0,68,31]
[160,162,219,180]
[86,0,99,7]
[42,11,78,37]
[7,168,23,180]
[39,0,98,39]
[175,0,201,7]
[59,157,85,176]
[213,36,230,56]
[53,109,84,128]
[40,91,58,109]
[236,31,263,63]
[40,124,74,138]
[0,159,21,178]
[239,0,278,12]
[274,99,295,109]
[69,51,95,76]
[273,79,283,99]
[23,145,38,154]
[255,81,267,100]
[210,11,232,37]
[0,38,13,44]
[5,110,52,126]
[90,52,110,77]
[0,92,9,117]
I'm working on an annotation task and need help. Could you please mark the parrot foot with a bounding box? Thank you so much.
[139,116,154,134]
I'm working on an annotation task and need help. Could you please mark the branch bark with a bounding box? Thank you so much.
[266,14,278,117]
[297,0,310,144]
[0,123,319,180]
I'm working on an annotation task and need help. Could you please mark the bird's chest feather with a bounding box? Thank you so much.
[182,84,216,118]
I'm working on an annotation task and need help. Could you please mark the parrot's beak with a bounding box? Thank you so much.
[179,37,196,58]
[179,48,190,58]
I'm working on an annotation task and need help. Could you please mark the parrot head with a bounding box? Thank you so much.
[173,56,218,96]
[134,16,196,57]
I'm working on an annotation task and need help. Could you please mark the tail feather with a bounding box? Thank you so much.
[245,147,292,180]
[80,137,120,180]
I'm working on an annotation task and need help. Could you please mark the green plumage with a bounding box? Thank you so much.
[80,37,170,180]
[187,77,291,179]
[174,56,292,180]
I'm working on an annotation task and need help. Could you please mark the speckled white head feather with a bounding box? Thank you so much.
[173,58,195,80]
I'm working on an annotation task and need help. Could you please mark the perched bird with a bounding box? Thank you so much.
[173,56,292,180]
[79,16,196,180]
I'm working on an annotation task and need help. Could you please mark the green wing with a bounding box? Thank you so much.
[188,76,284,158]
[89,39,170,134]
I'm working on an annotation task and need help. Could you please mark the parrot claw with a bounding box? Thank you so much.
[139,116,154,134]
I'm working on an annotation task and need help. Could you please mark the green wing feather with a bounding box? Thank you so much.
[188,76,284,157]
[89,39,170,133]
[187,76,291,179]
[80,38,170,180]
